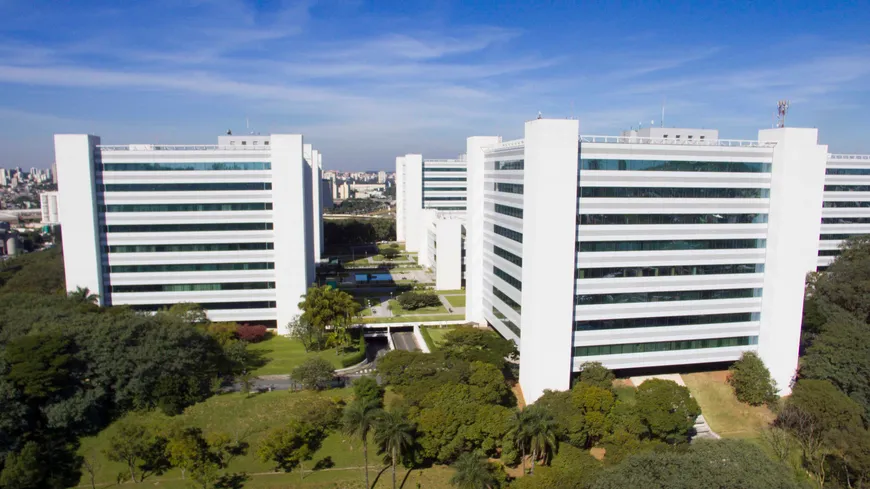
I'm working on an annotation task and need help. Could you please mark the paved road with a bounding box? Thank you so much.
[392,332,420,351]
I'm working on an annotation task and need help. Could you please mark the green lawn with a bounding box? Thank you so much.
[247,336,357,376]
[682,371,775,439]
[75,390,457,488]
[388,299,447,316]
[435,289,465,295]
[444,295,466,308]
[362,314,465,324]
[424,327,455,348]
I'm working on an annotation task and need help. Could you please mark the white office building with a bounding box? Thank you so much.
[418,209,465,290]
[396,155,467,251]
[463,119,834,403]
[817,153,870,270]
[54,133,323,334]
[40,191,60,224]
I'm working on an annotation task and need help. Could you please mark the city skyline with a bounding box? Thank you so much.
[2,1,870,169]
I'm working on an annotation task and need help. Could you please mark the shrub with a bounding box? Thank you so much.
[381,248,400,260]
[728,352,777,406]
[237,324,269,343]
[397,291,441,310]
[291,357,336,390]
[341,336,367,368]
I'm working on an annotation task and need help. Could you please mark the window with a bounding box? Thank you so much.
[820,234,864,240]
[230,141,236,145]
[424,167,466,172]
[493,182,524,194]
[576,263,763,279]
[493,224,523,243]
[493,266,522,291]
[579,214,767,225]
[131,301,276,311]
[112,282,275,293]
[491,306,520,336]
[700,136,705,140]
[676,135,681,139]
[818,250,840,256]
[579,187,769,199]
[574,336,757,357]
[423,187,466,191]
[825,185,870,191]
[822,218,870,224]
[826,168,870,175]
[104,182,272,192]
[663,134,668,138]
[102,203,273,212]
[494,204,523,219]
[494,160,525,170]
[102,162,271,171]
[577,239,766,252]
[580,159,771,173]
[111,262,274,273]
[688,135,693,139]
[823,201,870,208]
[265,141,269,145]
[424,177,466,182]
[423,196,466,201]
[575,312,757,331]
[242,141,247,145]
[493,245,522,267]
[103,222,274,233]
[493,286,521,313]
[575,288,762,305]
[106,243,274,253]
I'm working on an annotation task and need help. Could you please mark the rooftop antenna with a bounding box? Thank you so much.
[776,100,790,128]
[537,111,543,120]
[661,97,666,127]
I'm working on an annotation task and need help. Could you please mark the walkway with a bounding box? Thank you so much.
[437,293,466,315]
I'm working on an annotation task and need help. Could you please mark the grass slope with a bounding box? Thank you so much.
[247,335,356,376]
[444,295,466,308]
[682,371,775,439]
[424,327,455,349]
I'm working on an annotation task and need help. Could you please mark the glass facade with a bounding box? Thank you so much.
[107,243,273,253]
[423,177,466,182]
[493,224,523,243]
[825,185,870,192]
[102,203,272,212]
[818,250,840,256]
[102,162,270,171]
[104,183,272,192]
[820,234,861,240]
[574,336,758,357]
[826,168,870,175]
[111,262,274,273]
[494,182,524,194]
[493,266,522,290]
[495,160,525,170]
[575,312,757,331]
[492,305,520,336]
[132,301,276,311]
[423,187,466,191]
[493,245,522,267]
[493,286,521,313]
[822,217,870,224]
[580,159,771,173]
[424,167,466,172]
[575,288,762,305]
[579,214,768,225]
[576,263,763,279]
[578,239,766,252]
[494,204,523,219]
[579,187,770,199]
[823,201,870,207]
[112,282,275,293]
[104,222,273,233]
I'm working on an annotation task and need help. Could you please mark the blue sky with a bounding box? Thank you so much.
[1,0,869,170]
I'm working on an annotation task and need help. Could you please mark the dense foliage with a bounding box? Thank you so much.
[397,291,442,310]
[331,198,389,215]
[293,285,360,351]
[291,357,335,391]
[728,351,778,406]
[323,218,396,246]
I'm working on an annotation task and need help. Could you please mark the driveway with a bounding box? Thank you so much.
[392,331,420,351]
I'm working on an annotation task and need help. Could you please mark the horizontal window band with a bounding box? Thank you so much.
[574,336,758,357]
[102,203,272,212]
[493,266,522,291]
[579,214,767,225]
[579,187,770,199]
[578,239,766,252]
[580,159,770,173]
[576,263,763,279]
[493,224,523,243]
[493,285,521,313]
[103,162,270,171]
[129,301,276,311]
[103,183,271,192]
[576,288,762,305]
[493,245,522,267]
[103,223,273,233]
[491,305,520,336]
[110,262,274,273]
[826,169,870,175]
[575,312,758,331]
[106,243,273,253]
[112,282,275,293]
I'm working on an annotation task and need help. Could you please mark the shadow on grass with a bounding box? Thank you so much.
[370,464,390,488]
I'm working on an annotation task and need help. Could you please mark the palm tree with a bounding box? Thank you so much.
[343,400,382,489]
[525,406,558,475]
[509,409,533,475]
[374,410,415,489]
[68,286,99,304]
[450,451,496,489]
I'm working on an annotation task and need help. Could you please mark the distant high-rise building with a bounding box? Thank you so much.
[338,181,350,200]
[378,170,386,183]
[52,163,58,184]
[40,191,59,224]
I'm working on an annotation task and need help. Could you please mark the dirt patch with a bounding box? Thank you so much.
[708,370,730,382]
[500,457,526,478]
[512,383,526,409]
[590,447,606,461]
[613,378,634,388]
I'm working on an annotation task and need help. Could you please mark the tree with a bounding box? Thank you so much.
[382,248,400,260]
[450,451,498,489]
[440,327,519,371]
[813,236,870,322]
[375,410,416,489]
[166,427,246,489]
[0,441,44,489]
[577,362,615,391]
[634,379,700,445]
[81,449,101,489]
[298,285,360,349]
[591,439,803,489]
[288,315,324,352]
[353,376,385,408]
[104,419,168,483]
[524,405,559,474]
[510,409,535,476]
[291,357,335,390]
[397,291,441,310]
[162,302,210,325]
[728,351,777,406]
[510,444,602,489]
[4,332,76,400]
[258,421,326,479]
[67,286,99,304]
[343,400,382,489]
